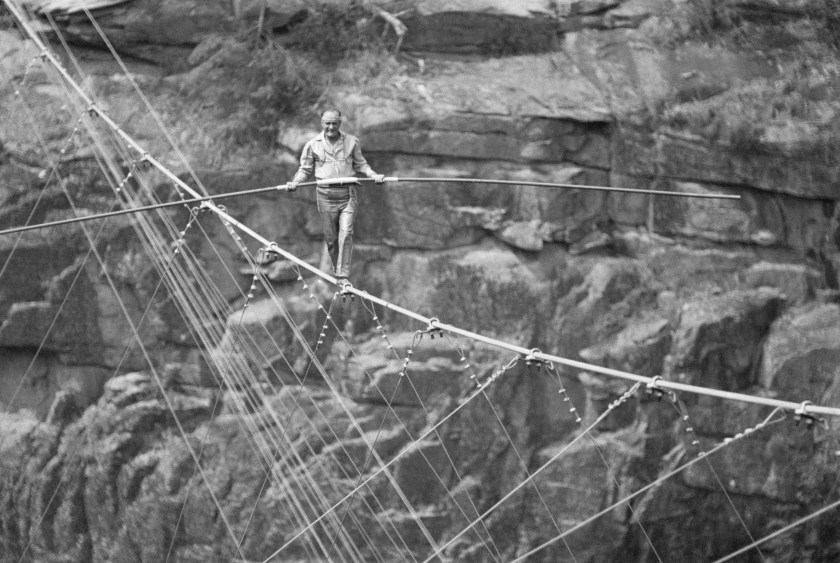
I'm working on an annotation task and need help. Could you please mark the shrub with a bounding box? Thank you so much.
[289,1,389,62]
[808,0,840,50]
[684,0,740,38]
[179,33,316,147]
[1,4,16,30]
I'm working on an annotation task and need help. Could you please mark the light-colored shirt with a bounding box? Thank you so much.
[292,131,376,183]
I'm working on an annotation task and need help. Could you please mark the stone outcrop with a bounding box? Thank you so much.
[663,288,785,391]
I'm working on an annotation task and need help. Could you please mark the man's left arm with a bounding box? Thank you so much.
[351,137,385,183]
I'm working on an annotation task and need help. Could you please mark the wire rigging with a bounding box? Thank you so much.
[507,409,787,562]
[421,382,644,563]
[5,4,840,563]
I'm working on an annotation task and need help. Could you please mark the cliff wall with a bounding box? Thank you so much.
[2,0,840,561]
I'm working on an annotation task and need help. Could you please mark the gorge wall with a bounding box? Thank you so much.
[2,0,840,561]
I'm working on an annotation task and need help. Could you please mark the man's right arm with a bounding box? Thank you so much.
[284,141,315,191]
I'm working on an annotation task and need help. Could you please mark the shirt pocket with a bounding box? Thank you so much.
[309,144,323,167]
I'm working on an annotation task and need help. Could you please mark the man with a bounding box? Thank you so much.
[284,109,385,290]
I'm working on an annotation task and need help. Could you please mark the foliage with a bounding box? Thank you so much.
[658,1,840,161]
[662,59,840,160]
[0,3,15,30]
[179,33,316,147]
[683,0,741,38]
[808,0,840,50]
[683,0,840,51]
[289,0,389,63]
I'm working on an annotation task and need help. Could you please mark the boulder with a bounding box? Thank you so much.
[646,245,759,295]
[663,288,785,390]
[496,220,544,251]
[349,157,612,251]
[28,0,307,49]
[743,261,821,305]
[682,426,817,503]
[521,428,644,561]
[400,0,559,55]
[212,288,324,379]
[327,331,468,407]
[0,261,103,363]
[760,303,840,405]
[547,257,657,359]
[580,315,671,375]
[342,54,611,124]
[426,242,552,338]
[362,356,464,407]
[656,130,840,199]
[637,478,797,562]
[392,440,453,505]
[652,181,836,251]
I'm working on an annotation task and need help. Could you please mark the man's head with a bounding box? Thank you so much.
[321,109,342,140]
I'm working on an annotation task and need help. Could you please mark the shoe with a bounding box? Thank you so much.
[261,249,281,265]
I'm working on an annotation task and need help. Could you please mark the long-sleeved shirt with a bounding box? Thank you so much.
[292,131,377,184]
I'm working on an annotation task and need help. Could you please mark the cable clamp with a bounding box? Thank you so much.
[260,243,281,265]
[425,317,444,339]
[87,103,98,117]
[794,400,825,429]
[140,153,153,169]
[38,50,49,61]
[524,348,544,369]
[645,376,666,401]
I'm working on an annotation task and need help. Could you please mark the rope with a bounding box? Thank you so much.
[254,283,444,560]
[712,496,840,563]
[420,382,643,563]
[669,395,766,561]
[323,330,413,562]
[13,17,406,560]
[508,409,786,562]
[260,356,520,563]
[311,297,505,561]
[52,151,249,563]
[13,211,200,563]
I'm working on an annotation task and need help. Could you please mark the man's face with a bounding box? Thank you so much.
[321,112,342,140]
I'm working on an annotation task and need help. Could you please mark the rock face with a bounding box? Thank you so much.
[3,0,840,561]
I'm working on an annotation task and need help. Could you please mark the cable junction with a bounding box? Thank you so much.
[4,0,839,422]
